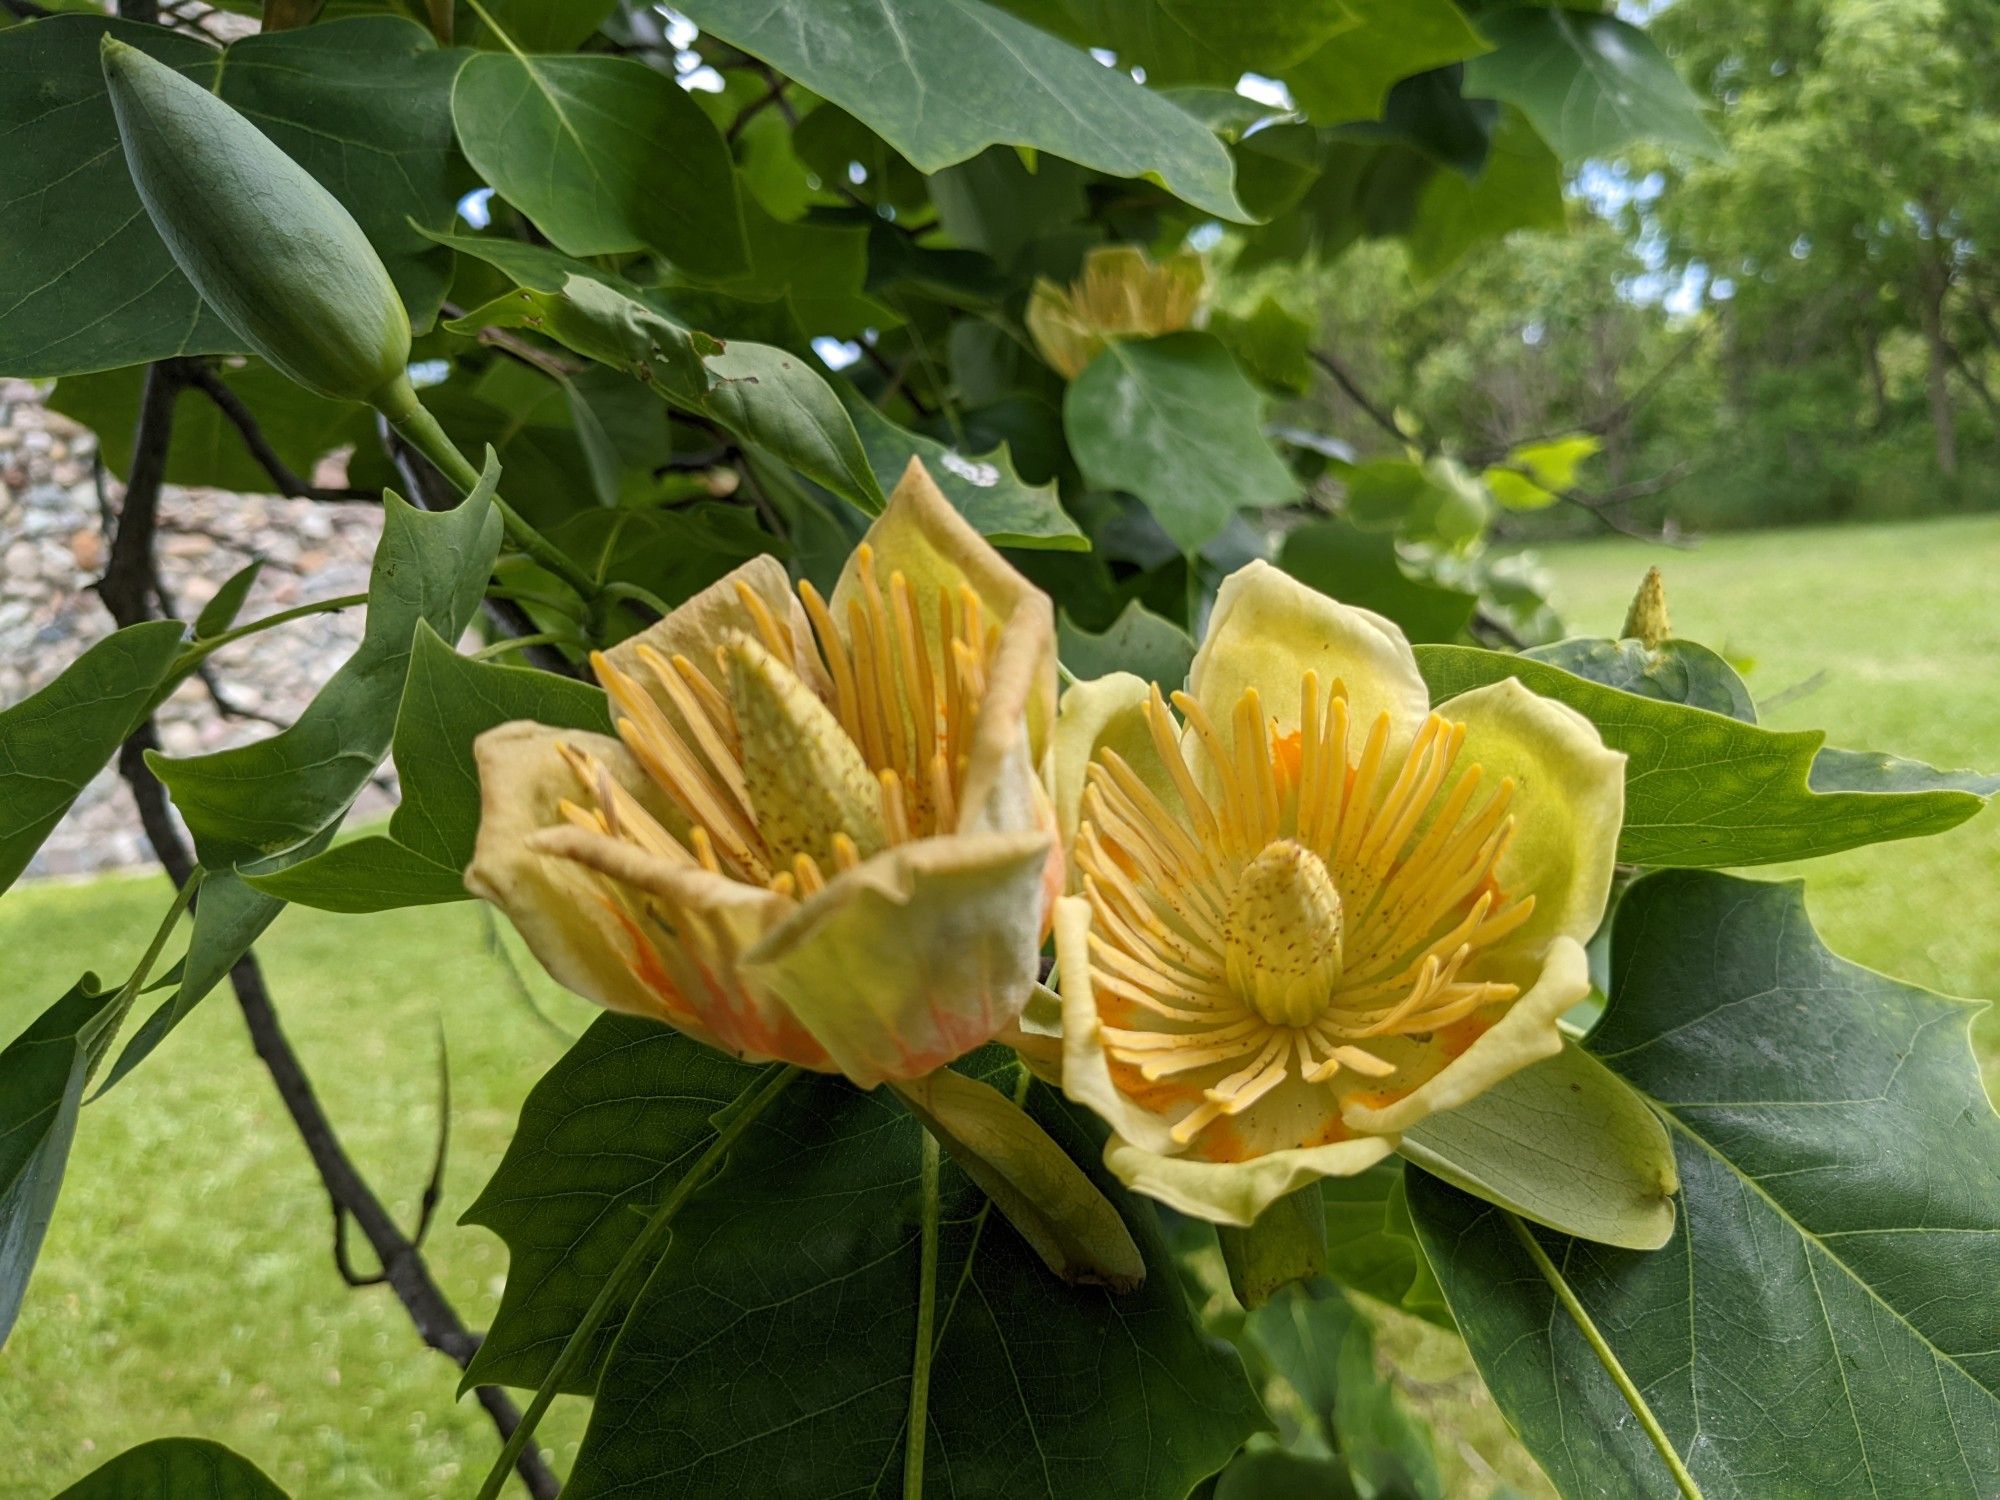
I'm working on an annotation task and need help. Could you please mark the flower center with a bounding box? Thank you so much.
[1223,840,1343,1029]
[569,544,999,900]
[1075,673,1536,1146]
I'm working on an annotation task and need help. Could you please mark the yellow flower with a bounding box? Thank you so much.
[1026,245,1208,379]
[466,459,1062,1089]
[1051,561,1624,1225]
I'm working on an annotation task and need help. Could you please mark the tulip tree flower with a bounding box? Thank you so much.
[467,459,1062,1088]
[1053,562,1624,1226]
[1026,245,1208,379]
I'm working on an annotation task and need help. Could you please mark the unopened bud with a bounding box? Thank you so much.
[1622,566,1671,648]
[101,37,412,407]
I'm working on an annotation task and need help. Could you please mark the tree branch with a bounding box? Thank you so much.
[181,363,377,502]
[1310,347,1411,446]
[101,361,563,1500]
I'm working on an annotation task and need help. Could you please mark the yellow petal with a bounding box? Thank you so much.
[1341,934,1589,1135]
[523,823,831,1072]
[1189,560,1430,771]
[1435,677,1625,956]
[1054,895,1183,1157]
[1050,670,1173,859]
[834,458,1056,763]
[740,831,1053,1088]
[463,722,711,1037]
[1102,1132,1396,1229]
[600,554,826,718]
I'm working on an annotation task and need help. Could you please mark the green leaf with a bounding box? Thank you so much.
[53,1438,288,1499]
[1524,636,1757,722]
[463,0,617,55]
[1283,0,1491,125]
[1415,644,1997,865]
[1050,0,1355,89]
[1278,519,1477,644]
[1059,601,1197,688]
[106,461,503,1091]
[1320,1161,1452,1328]
[474,1021,1267,1494]
[193,561,266,642]
[49,362,370,492]
[1409,871,2000,1498]
[1401,1041,1678,1250]
[839,389,1086,549]
[150,471,503,868]
[1241,1285,1444,1500]
[451,52,748,280]
[1405,106,1564,280]
[459,1016,768,1391]
[0,14,464,377]
[703,341,884,512]
[1463,6,1720,161]
[1211,1447,1361,1500]
[1808,747,2000,799]
[252,625,609,912]
[1208,296,1316,396]
[0,620,186,895]
[0,976,116,1344]
[673,0,1250,221]
[450,271,887,511]
[1067,332,1298,553]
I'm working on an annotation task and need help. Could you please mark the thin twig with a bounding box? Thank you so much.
[1310,347,1411,445]
[182,363,377,503]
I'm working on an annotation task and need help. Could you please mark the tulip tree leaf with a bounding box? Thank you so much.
[0,14,464,377]
[1807,747,2000,799]
[105,460,503,1093]
[0,620,186,896]
[1524,636,1758,723]
[1319,1161,1452,1330]
[0,975,118,1345]
[470,1020,1266,1496]
[1404,106,1564,281]
[1066,332,1299,553]
[251,626,609,912]
[52,1438,289,1499]
[1059,602,1197,689]
[1400,1041,1678,1250]
[451,52,748,280]
[1415,645,1997,865]
[671,0,1249,221]
[452,273,886,511]
[1408,871,2000,1499]
[1463,6,1720,162]
[1280,518,1478,645]
[839,390,1087,549]
[1282,0,1492,125]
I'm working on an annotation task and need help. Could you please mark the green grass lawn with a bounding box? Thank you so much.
[1,514,1994,1497]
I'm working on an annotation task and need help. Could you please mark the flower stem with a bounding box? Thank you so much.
[84,867,202,1091]
[903,1127,942,1500]
[471,1063,800,1500]
[1505,1211,1703,1500]
[173,592,369,675]
[377,380,606,610]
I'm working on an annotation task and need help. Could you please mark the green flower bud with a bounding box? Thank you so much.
[99,37,411,407]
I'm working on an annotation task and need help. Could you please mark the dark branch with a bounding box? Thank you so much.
[1310,347,1411,446]
[103,362,563,1500]
[182,363,377,502]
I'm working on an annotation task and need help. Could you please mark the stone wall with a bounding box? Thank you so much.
[1,379,388,878]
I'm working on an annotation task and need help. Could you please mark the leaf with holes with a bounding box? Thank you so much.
[1409,870,2000,1498]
